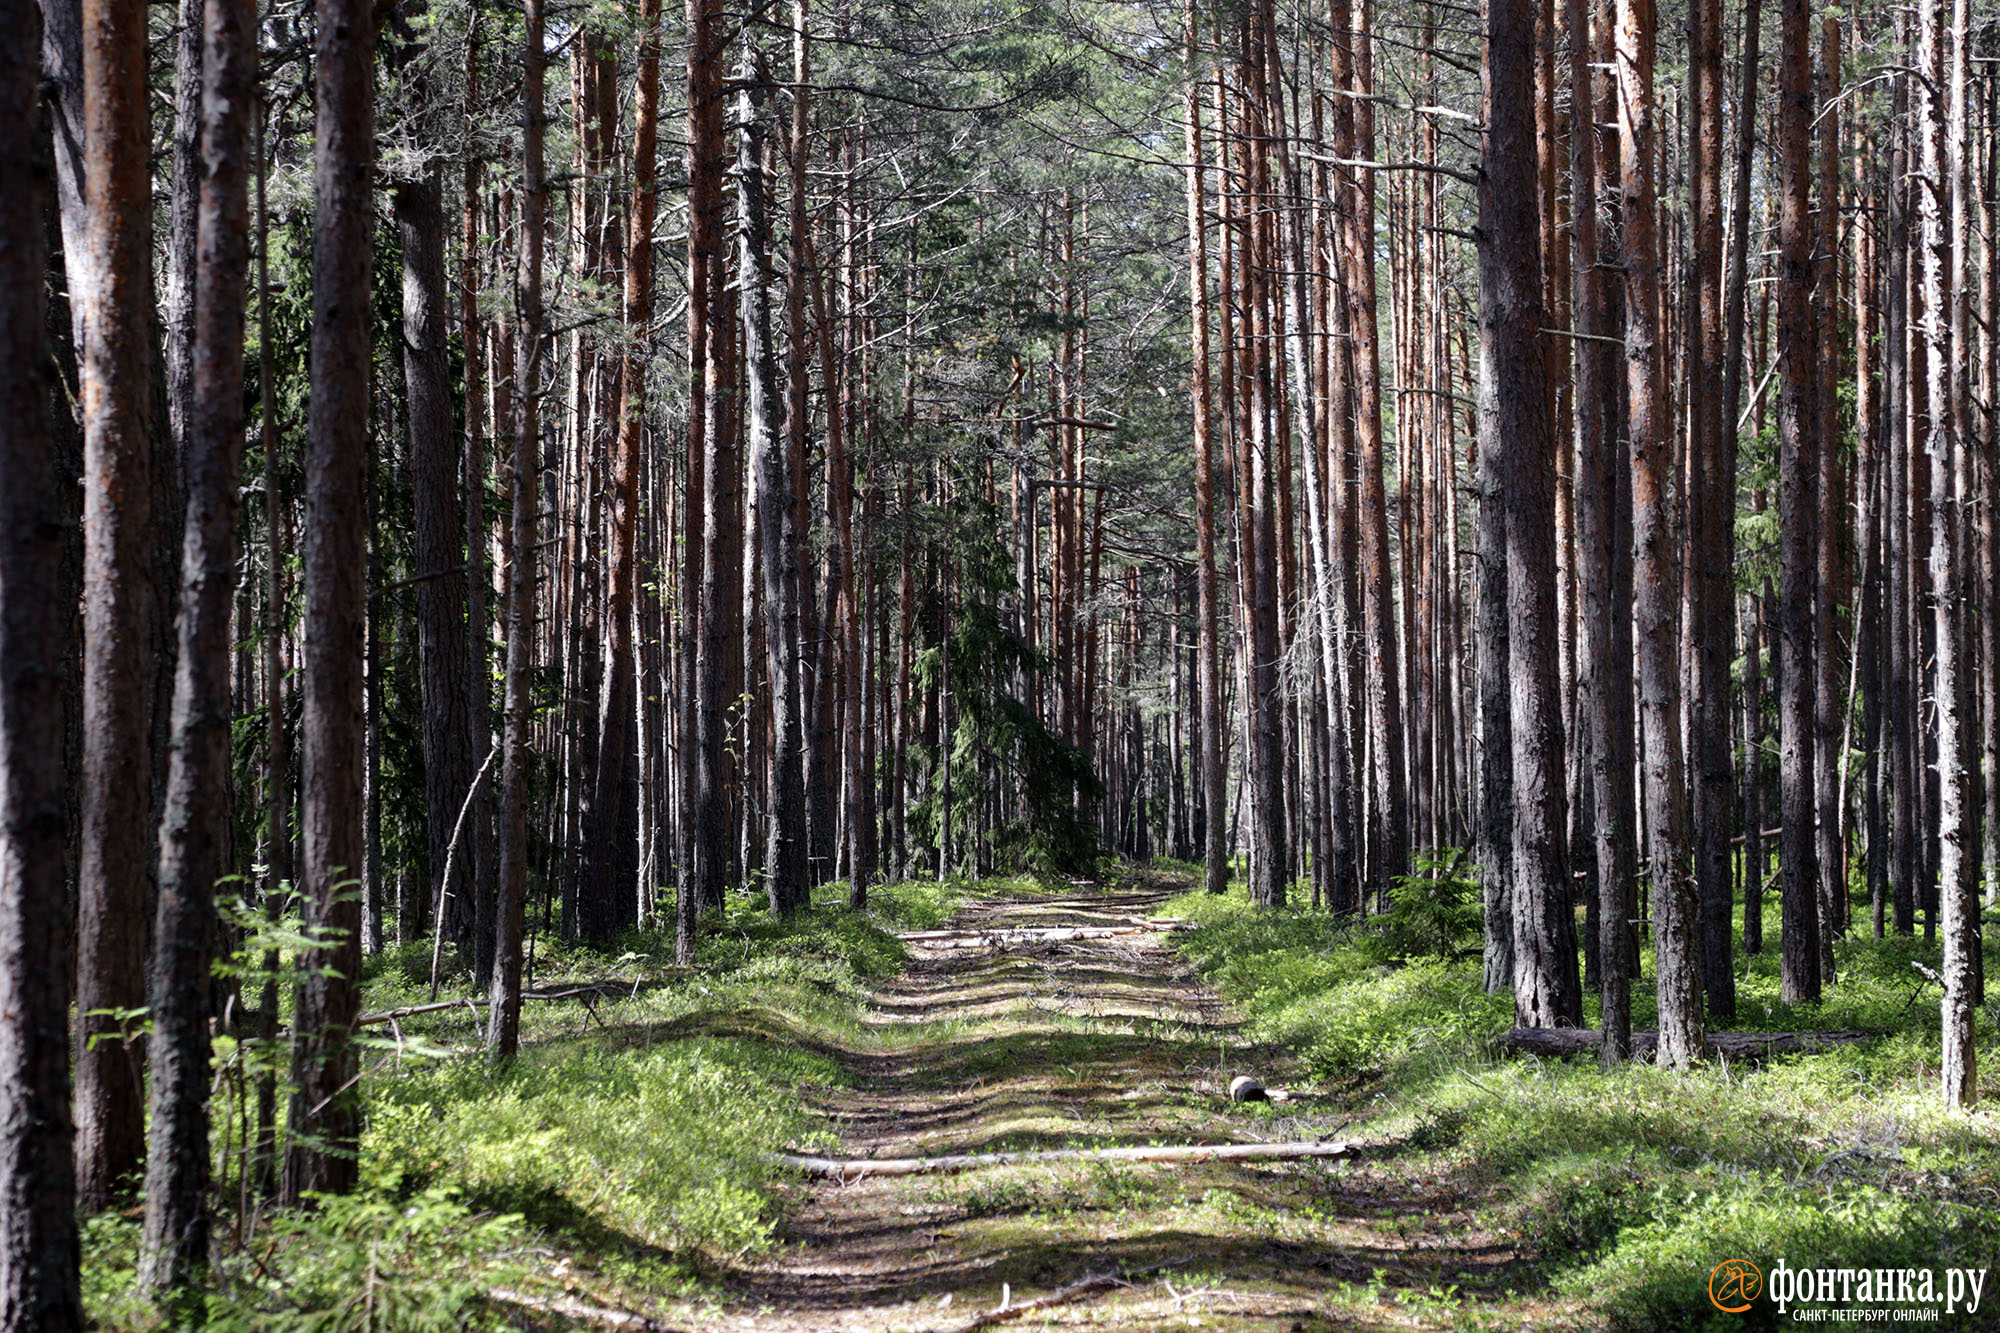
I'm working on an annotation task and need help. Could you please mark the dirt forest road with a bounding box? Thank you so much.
[697,878,1526,1333]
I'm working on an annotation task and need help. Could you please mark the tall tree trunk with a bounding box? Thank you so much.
[1476,342,1513,988]
[1573,0,1638,1057]
[461,16,495,985]
[397,146,473,961]
[142,0,251,1292]
[74,0,157,1210]
[1721,0,1764,958]
[1241,0,1288,907]
[737,21,807,916]
[1687,0,1735,1023]
[1484,0,1578,1027]
[1344,0,1407,903]
[1776,0,1824,1004]
[1923,0,1978,1107]
[1619,0,1705,1064]
[252,103,285,1198]
[686,0,735,933]
[584,0,661,941]
[284,0,377,1200]
[788,0,827,890]
[1814,17,1844,983]
[490,0,545,1059]
[164,0,201,452]
[1183,0,1229,900]
[0,0,82,1313]
[1885,45,1917,938]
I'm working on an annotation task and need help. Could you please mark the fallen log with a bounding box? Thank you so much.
[356,980,652,1028]
[921,1274,1121,1333]
[251,979,654,1043]
[777,1138,1355,1179]
[1500,1027,1871,1061]
[897,924,1192,946]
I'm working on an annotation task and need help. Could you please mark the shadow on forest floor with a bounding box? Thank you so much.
[656,872,1541,1332]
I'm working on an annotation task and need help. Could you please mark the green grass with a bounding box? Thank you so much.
[82,877,965,1331]
[1158,880,2000,1330]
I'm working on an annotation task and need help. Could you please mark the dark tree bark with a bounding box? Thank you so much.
[1475,358,1513,990]
[682,0,731,950]
[1482,0,1578,1026]
[1241,0,1287,908]
[1572,0,1637,1059]
[74,0,157,1211]
[1775,0,1823,1005]
[1687,0,1735,1023]
[164,0,201,453]
[251,104,285,1199]
[0,0,82,1317]
[737,20,807,917]
[461,17,496,987]
[142,0,252,1292]
[284,0,377,1201]
[787,0,823,890]
[1813,18,1844,983]
[1619,0,1705,1065]
[491,0,546,1059]
[1886,48,1917,940]
[397,150,474,960]
[1721,0,1765,959]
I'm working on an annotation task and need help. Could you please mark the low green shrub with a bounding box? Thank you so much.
[1160,879,2000,1330]
[83,1181,527,1332]
[370,1041,832,1258]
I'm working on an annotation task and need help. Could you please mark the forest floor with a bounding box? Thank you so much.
[685,872,1538,1332]
[86,864,1993,1330]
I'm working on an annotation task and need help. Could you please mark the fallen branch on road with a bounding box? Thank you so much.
[921,1273,1121,1333]
[777,1138,1355,1179]
[897,923,1194,946]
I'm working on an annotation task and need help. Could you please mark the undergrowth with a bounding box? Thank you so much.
[81,878,960,1330]
[1161,880,2000,1330]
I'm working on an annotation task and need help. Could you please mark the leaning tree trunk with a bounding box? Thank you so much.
[0,0,82,1316]
[142,0,252,1293]
[284,0,377,1202]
